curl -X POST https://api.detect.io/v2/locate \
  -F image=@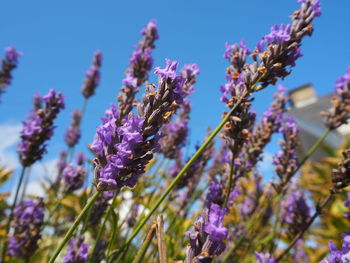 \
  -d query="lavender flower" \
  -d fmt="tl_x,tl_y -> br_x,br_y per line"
0,46 -> 22,99
273,116 -> 299,189
8,198 -> 44,259
91,59 -> 187,191
180,204 -> 227,263
254,251 -> 276,263
221,0 -> 320,116
331,149 -> 350,192
281,189 -> 310,236
18,89 -> 65,167
117,19 -> 159,121
63,236 -> 89,263
62,153 -> 86,193
321,234 -> 350,263
322,67 -> 350,130
81,51 -> 103,99
159,64 -> 199,159
241,85 -> 287,172
65,109 -> 82,148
